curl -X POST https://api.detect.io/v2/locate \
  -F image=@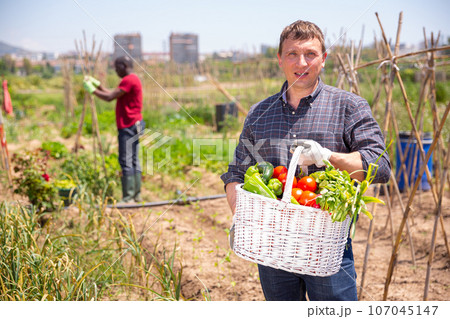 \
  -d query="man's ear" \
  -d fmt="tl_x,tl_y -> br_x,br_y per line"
277,52 -> 282,67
